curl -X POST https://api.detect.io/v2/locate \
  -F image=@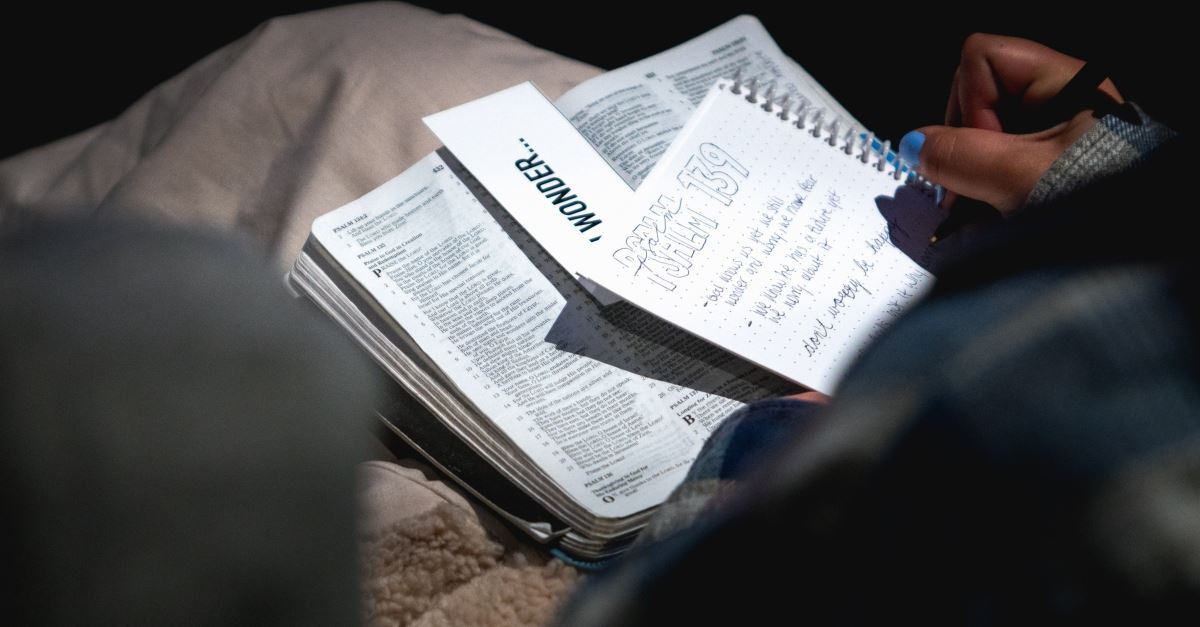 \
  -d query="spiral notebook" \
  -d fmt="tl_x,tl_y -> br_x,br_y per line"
429,76 -> 942,394
578,77 -> 942,393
